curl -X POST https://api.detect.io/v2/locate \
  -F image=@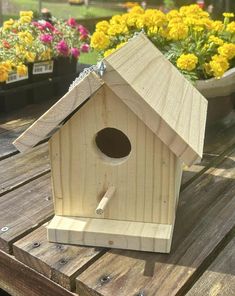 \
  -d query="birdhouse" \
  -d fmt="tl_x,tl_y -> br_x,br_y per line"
14,34 -> 207,253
